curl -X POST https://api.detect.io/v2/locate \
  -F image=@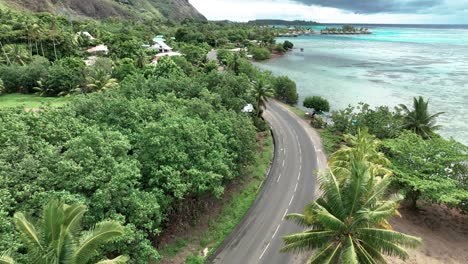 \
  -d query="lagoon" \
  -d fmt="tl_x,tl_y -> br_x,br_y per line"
256,24 -> 468,145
